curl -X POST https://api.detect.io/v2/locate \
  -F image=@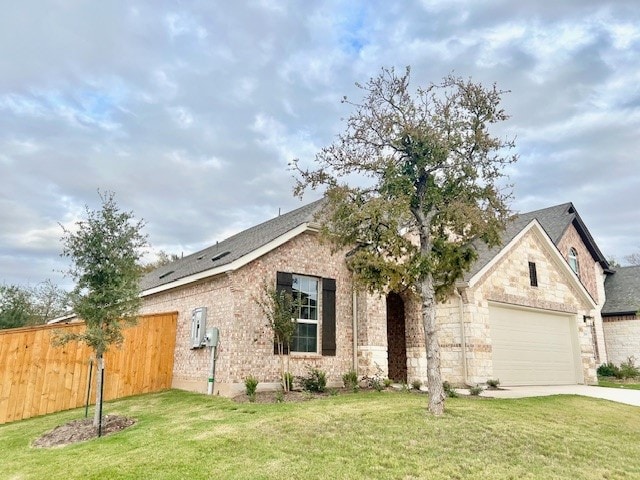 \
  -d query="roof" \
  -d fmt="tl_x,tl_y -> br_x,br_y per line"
141,199 -> 324,292
602,266 -> 640,315
142,198 -> 608,297
464,202 -> 609,282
